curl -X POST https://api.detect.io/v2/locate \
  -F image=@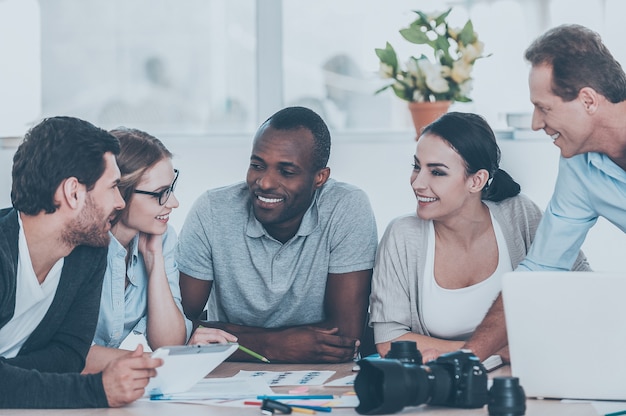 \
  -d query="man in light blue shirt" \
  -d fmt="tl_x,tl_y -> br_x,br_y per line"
463,24 -> 626,361
518,152 -> 626,271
